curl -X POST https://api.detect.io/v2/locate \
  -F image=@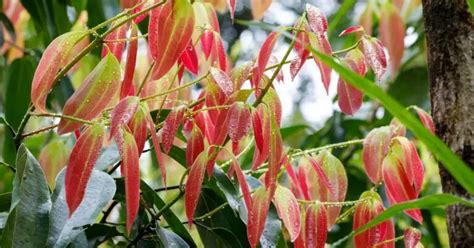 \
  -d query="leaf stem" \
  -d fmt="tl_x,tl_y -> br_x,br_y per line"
136,61 -> 156,95
0,161 -> 16,172
373,235 -> 404,247
30,112 -> 96,125
21,124 -> 59,138
140,72 -> 209,102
